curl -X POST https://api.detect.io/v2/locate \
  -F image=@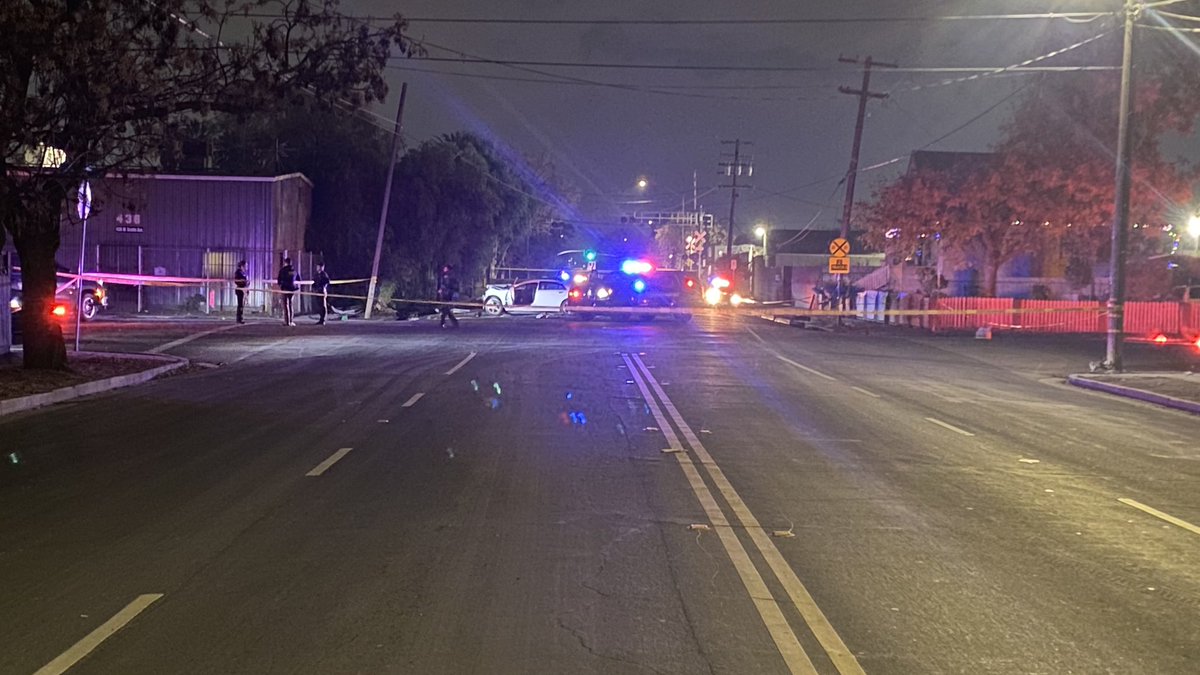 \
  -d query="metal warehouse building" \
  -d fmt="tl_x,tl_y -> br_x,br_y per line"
56,172 -> 313,315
